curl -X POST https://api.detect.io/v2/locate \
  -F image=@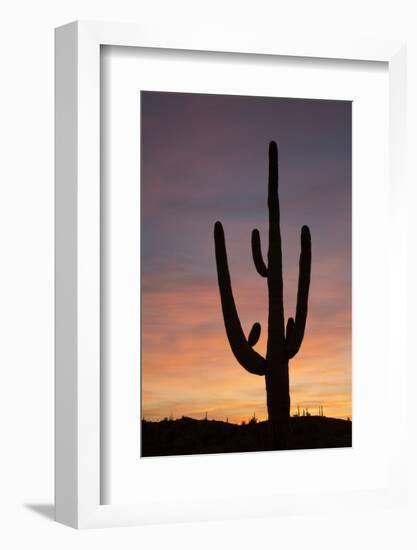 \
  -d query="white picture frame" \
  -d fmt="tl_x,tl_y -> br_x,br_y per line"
55,21 -> 407,529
